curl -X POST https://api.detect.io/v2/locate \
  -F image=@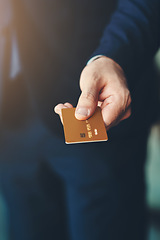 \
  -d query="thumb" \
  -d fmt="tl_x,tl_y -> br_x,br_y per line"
75,88 -> 99,120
